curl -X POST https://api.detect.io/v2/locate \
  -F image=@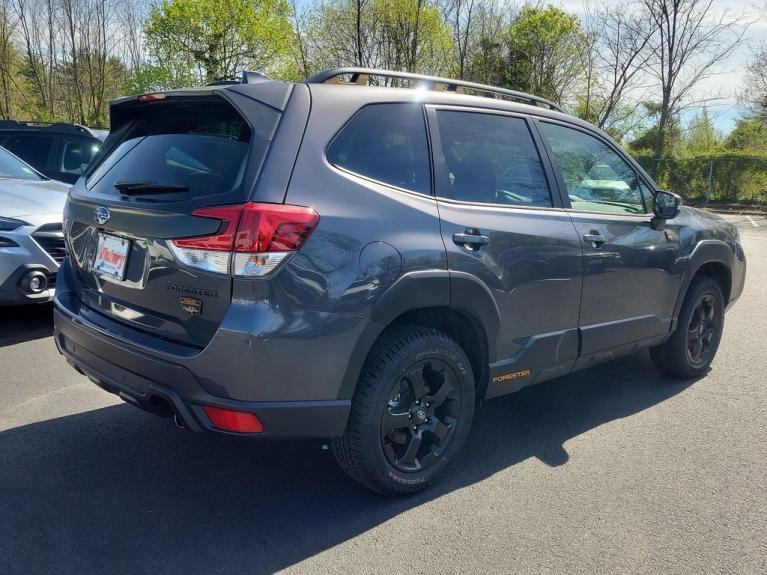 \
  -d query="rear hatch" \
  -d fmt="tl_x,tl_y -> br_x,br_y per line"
64,88 -> 286,348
